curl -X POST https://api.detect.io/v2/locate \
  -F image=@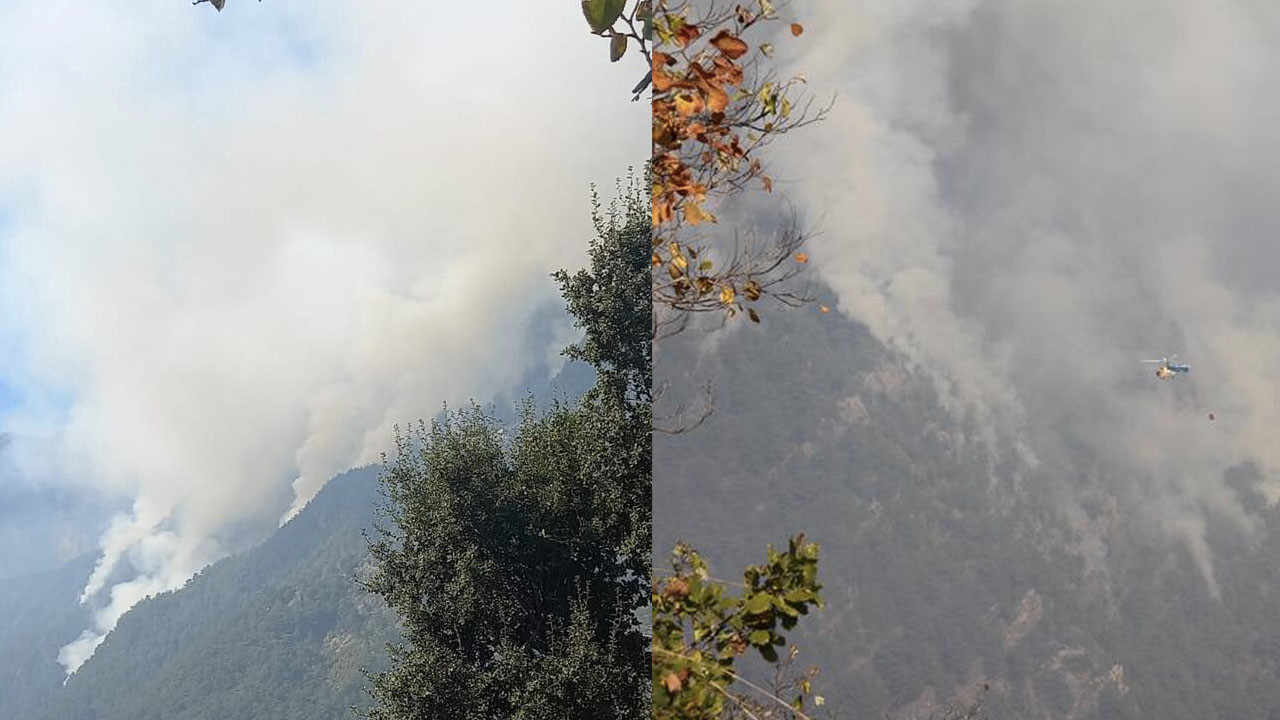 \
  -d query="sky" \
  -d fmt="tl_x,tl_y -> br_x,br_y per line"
0,0 -> 647,674
768,0 -> 1280,595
